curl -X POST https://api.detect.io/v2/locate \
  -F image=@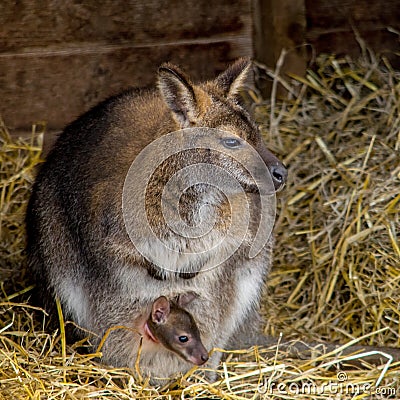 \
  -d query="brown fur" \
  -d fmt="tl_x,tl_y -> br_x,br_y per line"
25,58 -> 286,382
